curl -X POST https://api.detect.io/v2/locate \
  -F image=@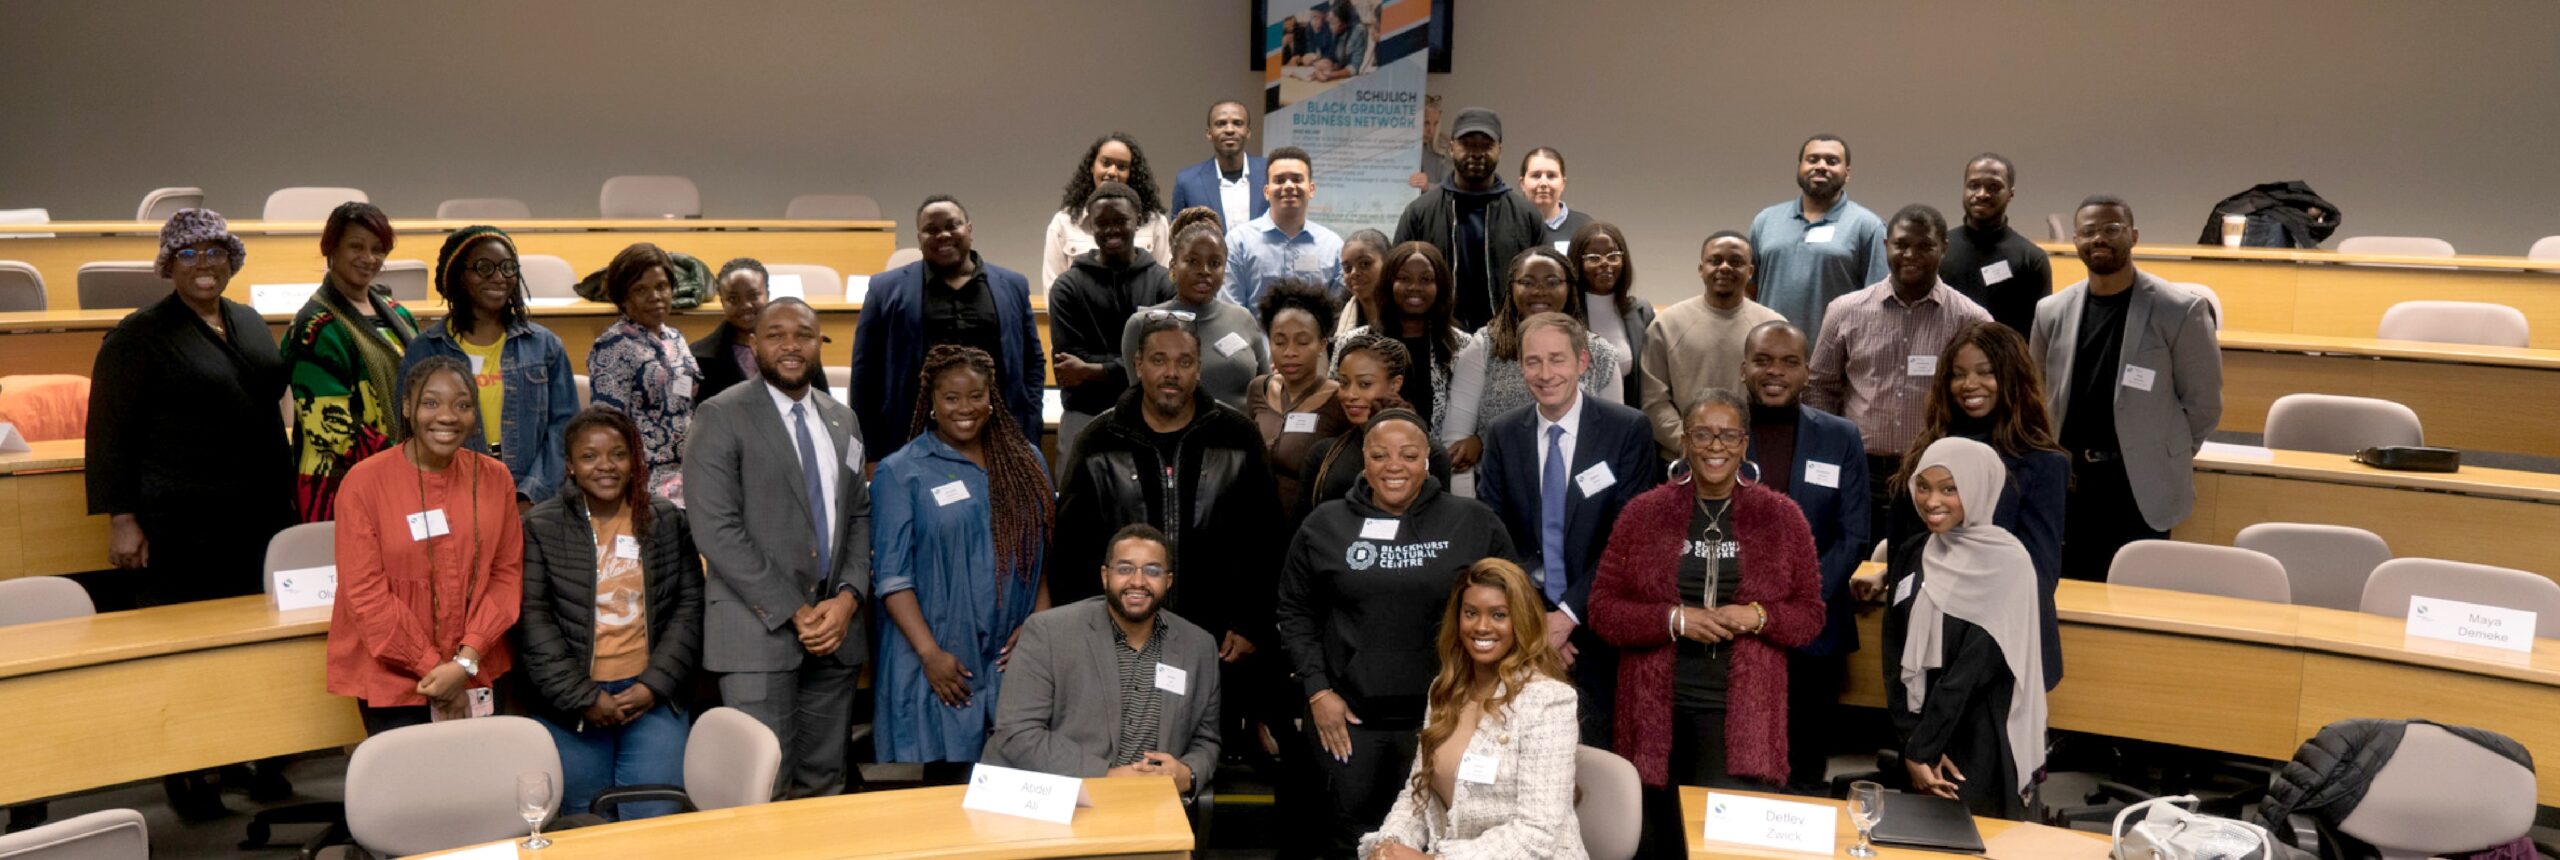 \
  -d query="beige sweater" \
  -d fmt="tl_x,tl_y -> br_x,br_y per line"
1638,295 -> 1785,458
